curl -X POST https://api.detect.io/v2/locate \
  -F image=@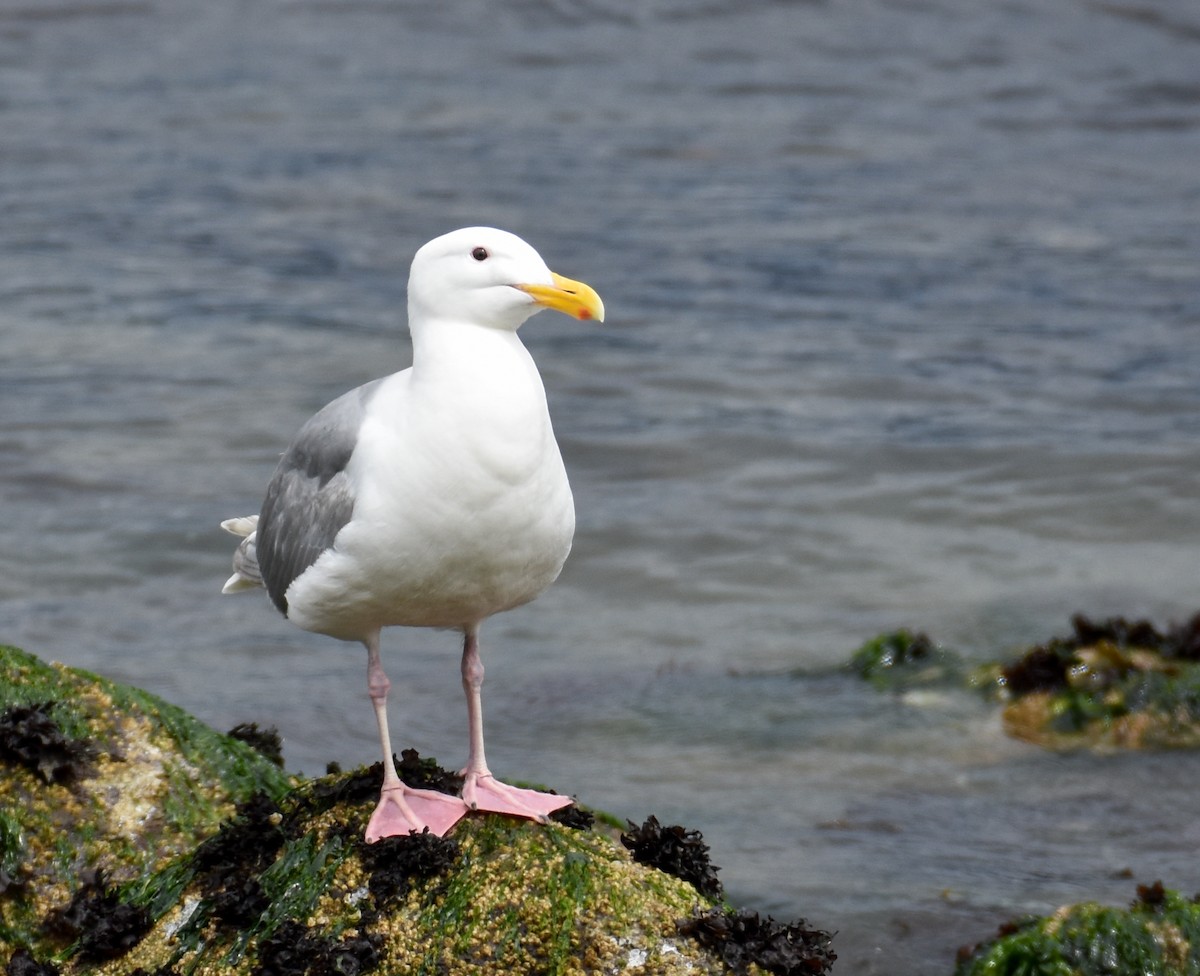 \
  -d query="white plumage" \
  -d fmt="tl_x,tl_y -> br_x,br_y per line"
222,227 -> 604,840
